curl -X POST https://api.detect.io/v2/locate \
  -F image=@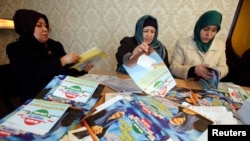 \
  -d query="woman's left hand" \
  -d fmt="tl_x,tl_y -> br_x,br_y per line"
195,64 -> 213,80
84,64 -> 94,72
